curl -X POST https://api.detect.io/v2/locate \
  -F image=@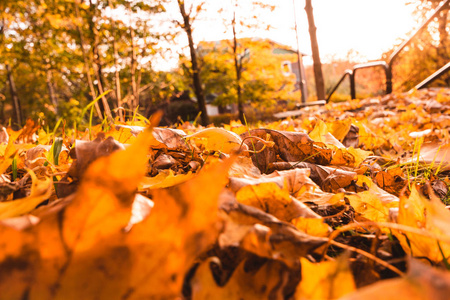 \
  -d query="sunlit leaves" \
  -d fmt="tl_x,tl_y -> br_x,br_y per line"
296,256 -> 356,299
2,88 -> 450,299
395,185 -> 450,262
